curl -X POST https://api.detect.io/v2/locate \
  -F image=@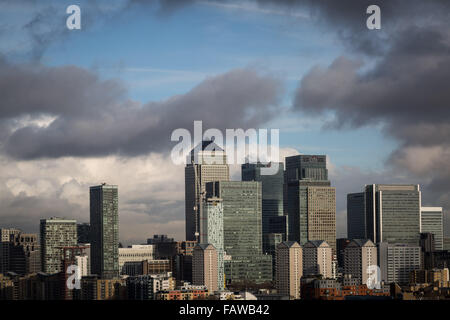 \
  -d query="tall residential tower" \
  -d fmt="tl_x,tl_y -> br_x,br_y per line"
90,184 -> 119,279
